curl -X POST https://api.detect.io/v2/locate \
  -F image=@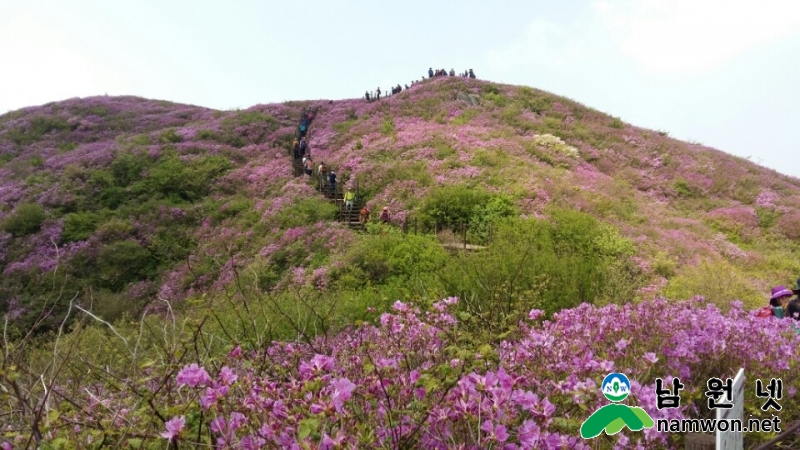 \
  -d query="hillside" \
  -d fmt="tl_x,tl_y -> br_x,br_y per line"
2,77 -> 800,329
3,78 -> 800,449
